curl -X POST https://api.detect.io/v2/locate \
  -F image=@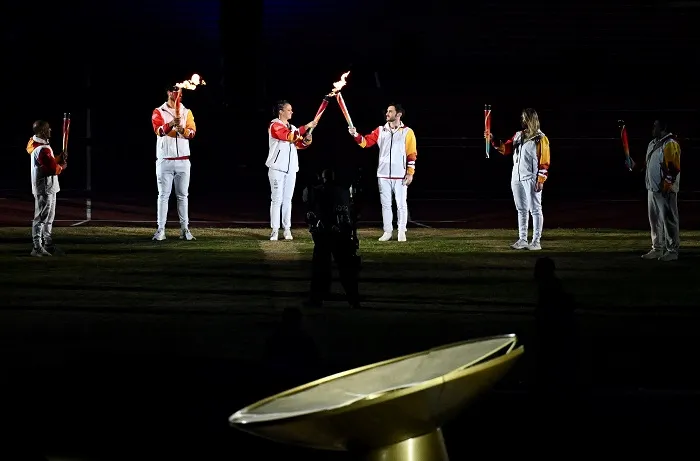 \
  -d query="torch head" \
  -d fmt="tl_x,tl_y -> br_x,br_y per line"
329,71 -> 350,96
